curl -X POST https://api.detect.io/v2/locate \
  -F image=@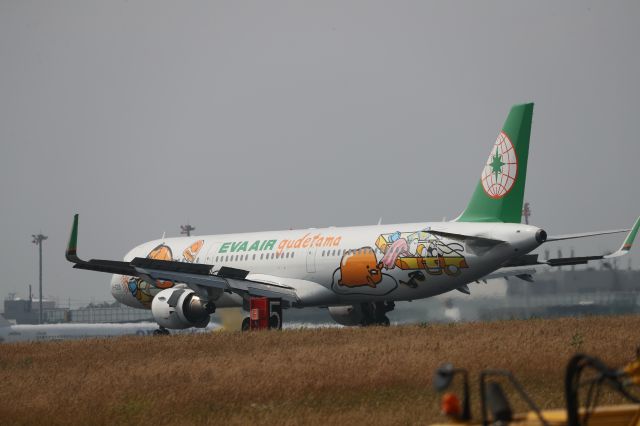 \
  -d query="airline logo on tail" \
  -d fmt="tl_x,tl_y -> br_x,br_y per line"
481,131 -> 518,199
